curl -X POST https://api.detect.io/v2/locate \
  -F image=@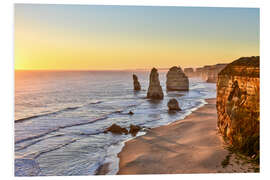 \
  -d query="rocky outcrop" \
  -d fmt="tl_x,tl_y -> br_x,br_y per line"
147,68 -> 164,99
216,56 -> 259,159
129,124 -> 141,136
133,74 -> 141,91
104,123 -> 142,136
166,66 -> 189,91
206,64 -> 227,83
195,67 -> 203,77
128,111 -> 134,115
188,64 -> 227,82
104,124 -> 128,135
184,68 -> 194,77
167,98 -> 181,111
